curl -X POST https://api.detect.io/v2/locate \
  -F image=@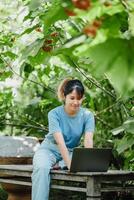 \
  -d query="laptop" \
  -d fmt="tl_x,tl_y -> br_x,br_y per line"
70,148 -> 112,172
